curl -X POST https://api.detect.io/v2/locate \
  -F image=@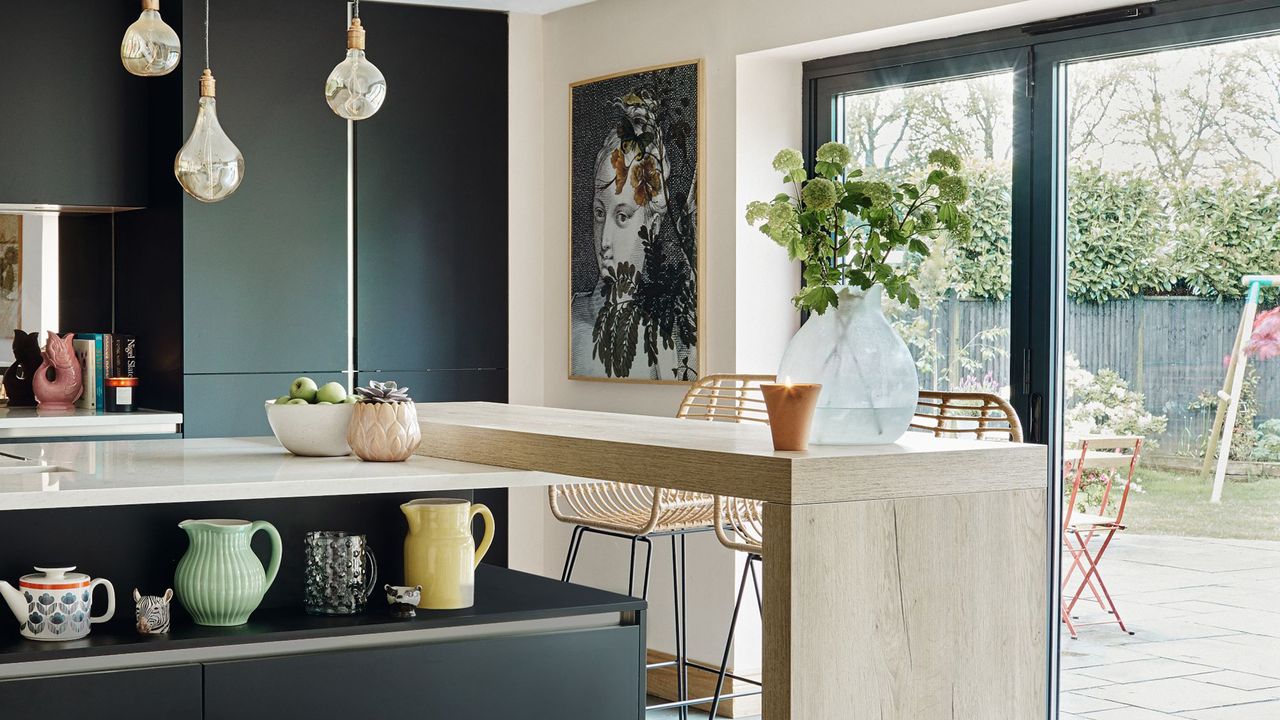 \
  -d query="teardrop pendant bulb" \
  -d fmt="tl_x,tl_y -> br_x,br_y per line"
325,18 -> 387,121
121,0 -> 181,77
175,70 -> 245,203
